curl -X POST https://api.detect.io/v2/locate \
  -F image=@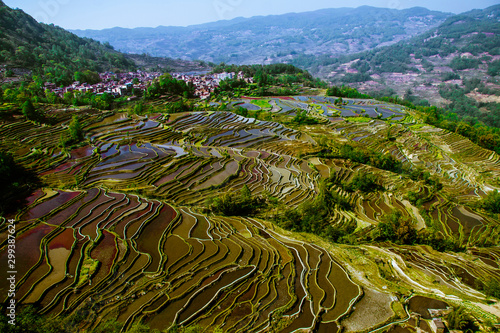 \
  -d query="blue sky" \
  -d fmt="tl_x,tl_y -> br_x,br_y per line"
4,0 -> 499,30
